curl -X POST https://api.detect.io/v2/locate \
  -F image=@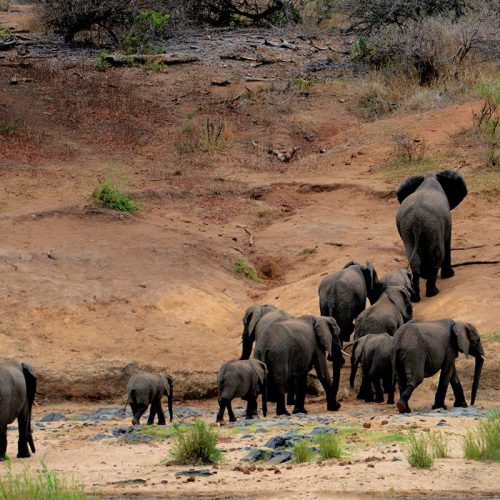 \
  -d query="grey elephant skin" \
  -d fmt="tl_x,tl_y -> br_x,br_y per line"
127,372 -> 173,425
253,315 -> 342,415
396,170 -> 467,302
350,333 -> 394,404
353,286 -> 413,340
318,261 -> 380,343
392,319 -> 484,413
216,359 -> 267,423
0,360 -> 37,460
376,268 -> 413,296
